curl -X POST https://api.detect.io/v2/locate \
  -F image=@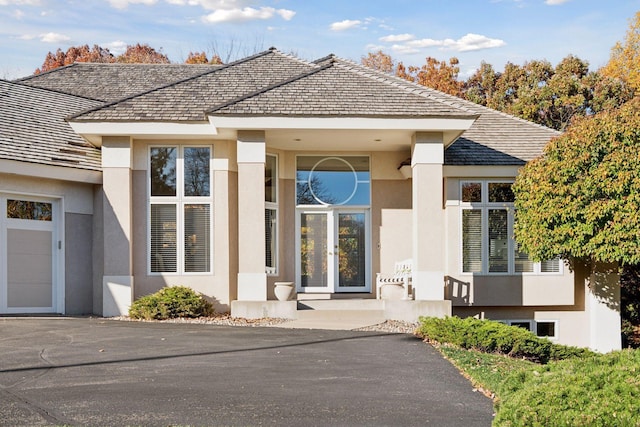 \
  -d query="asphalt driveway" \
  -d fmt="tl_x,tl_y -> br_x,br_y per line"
0,318 -> 493,426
